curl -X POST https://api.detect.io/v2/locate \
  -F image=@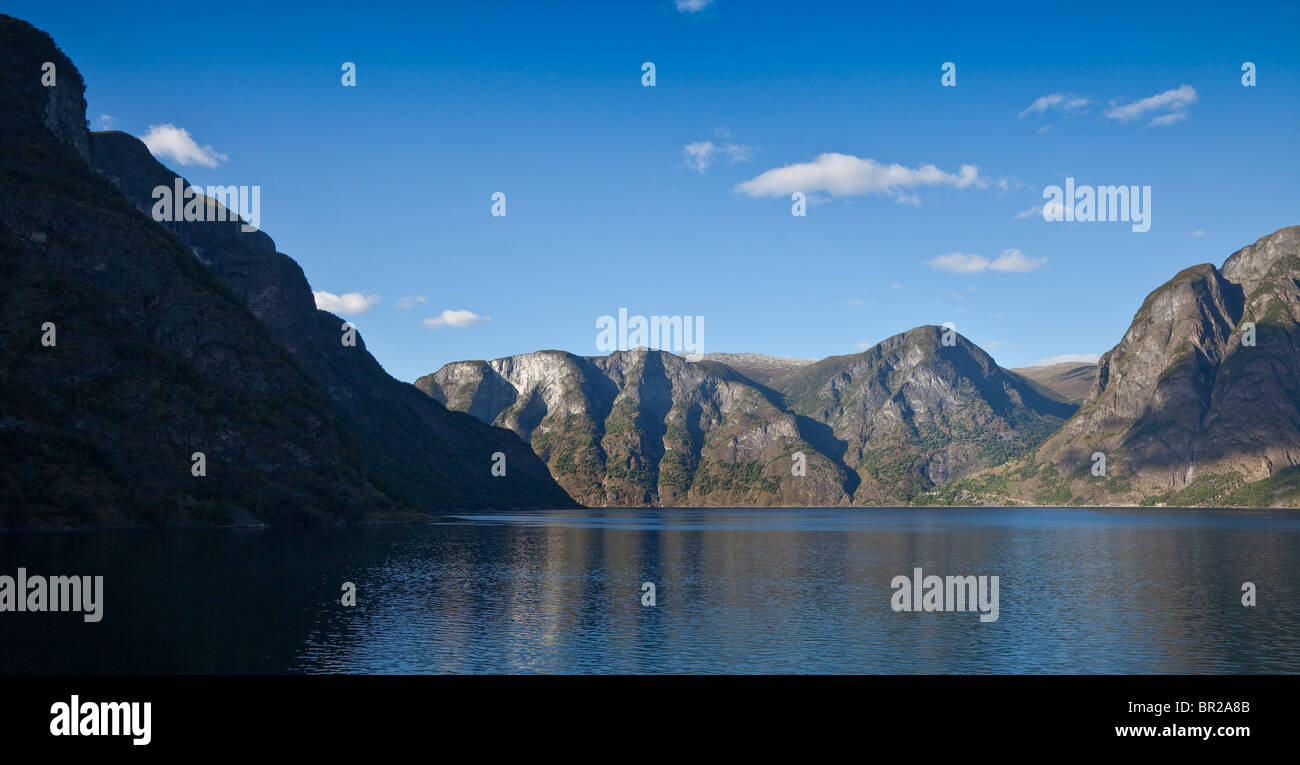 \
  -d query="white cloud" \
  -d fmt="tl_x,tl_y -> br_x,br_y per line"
928,253 -> 990,273
675,0 -> 713,11
1018,93 -> 1091,118
1104,84 -> 1197,124
313,291 -> 381,315
396,295 -> 427,309
1025,353 -> 1101,367
927,248 -> 1045,274
97,114 -> 116,130
1148,110 -> 1189,127
684,140 -> 752,173
1013,205 -> 1041,220
140,123 -> 229,168
736,153 -> 980,201
990,248 -> 1046,273
423,309 -> 490,329
1193,229 -> 1206,237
